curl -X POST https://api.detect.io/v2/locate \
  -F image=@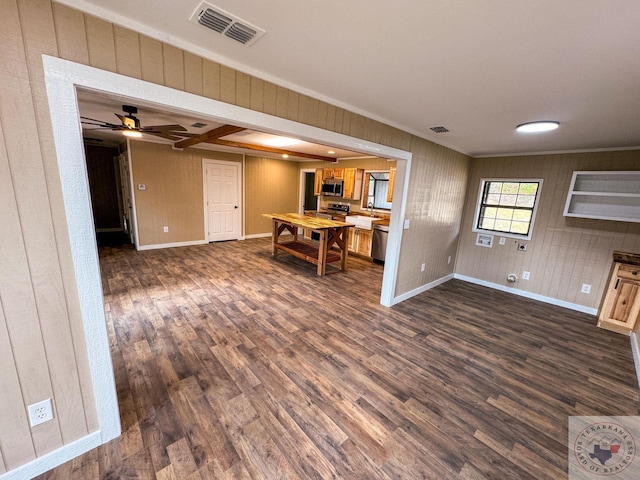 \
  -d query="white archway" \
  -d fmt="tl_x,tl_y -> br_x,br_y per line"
42,54 -> 412,464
